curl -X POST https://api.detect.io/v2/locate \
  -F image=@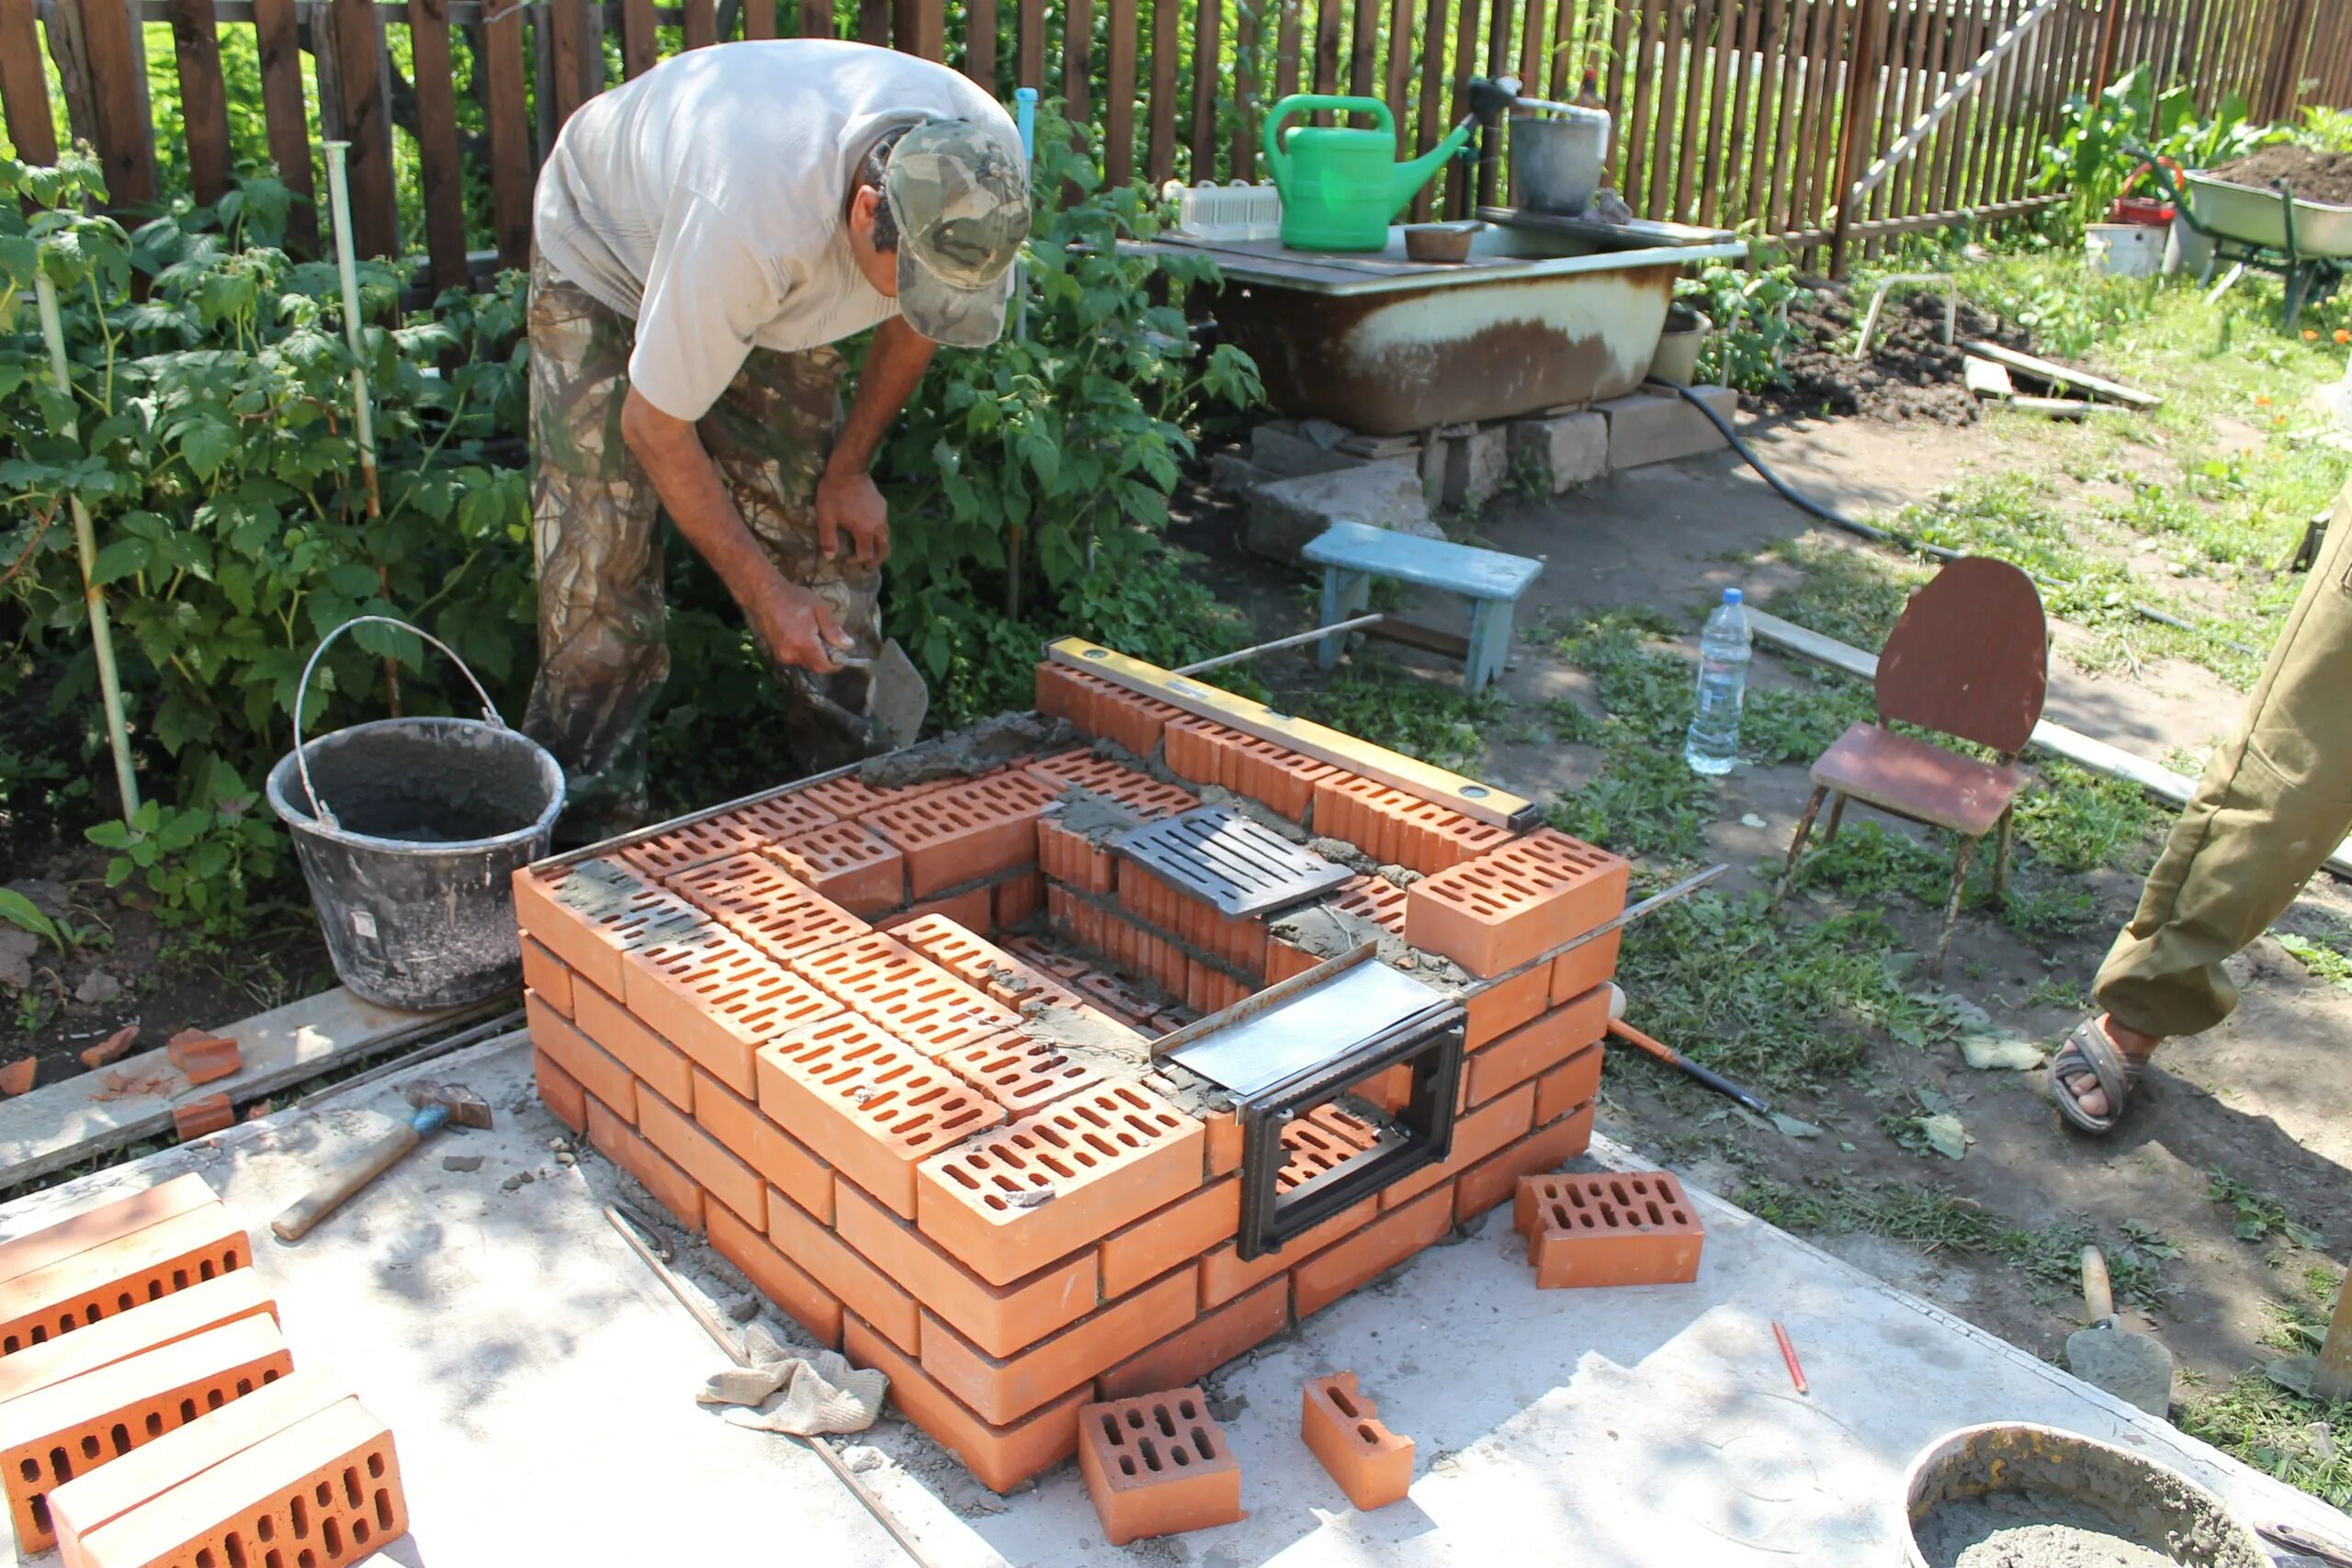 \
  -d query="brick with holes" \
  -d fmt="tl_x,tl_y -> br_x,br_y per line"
520,938 -> 573,1018
932,1034 -> 1108,1118
1026,755 -> 1199,820
1037,666 -> 1184,756
1302,1371 -> 1413,1511
1078,1385 -> 1244,1546
622,923 -> 841,1098
44,1370 -> 349,1563
1224,737 -> 1339,822
618,799 -> 826,882
889,917 -> 1082,1014
1159,716 -> 1233,786
0,1270 -> 275,1411
914,1084 -> 1204,1287
0,1204 -> 251,1359
69,1394 -> 405,1568
511,857 -> 703,996
666,852 -> 867,964
865,773 -> 1058,899
1521,1171 -> 1704,1289
788,933 -> 1022,1057
768,821 -> 906,915
1405,829 -> 1629,980
0,1314 -> 291,1553
756,1015 -> 1007,1217
0,1179 -> 219,1292
845,1315 -> 1085,1493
